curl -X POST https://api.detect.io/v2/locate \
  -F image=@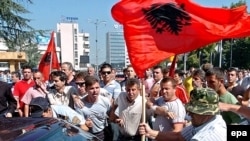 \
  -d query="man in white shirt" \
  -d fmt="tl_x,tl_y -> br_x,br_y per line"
110,78 -> 148,141
147,77 -> 186,132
